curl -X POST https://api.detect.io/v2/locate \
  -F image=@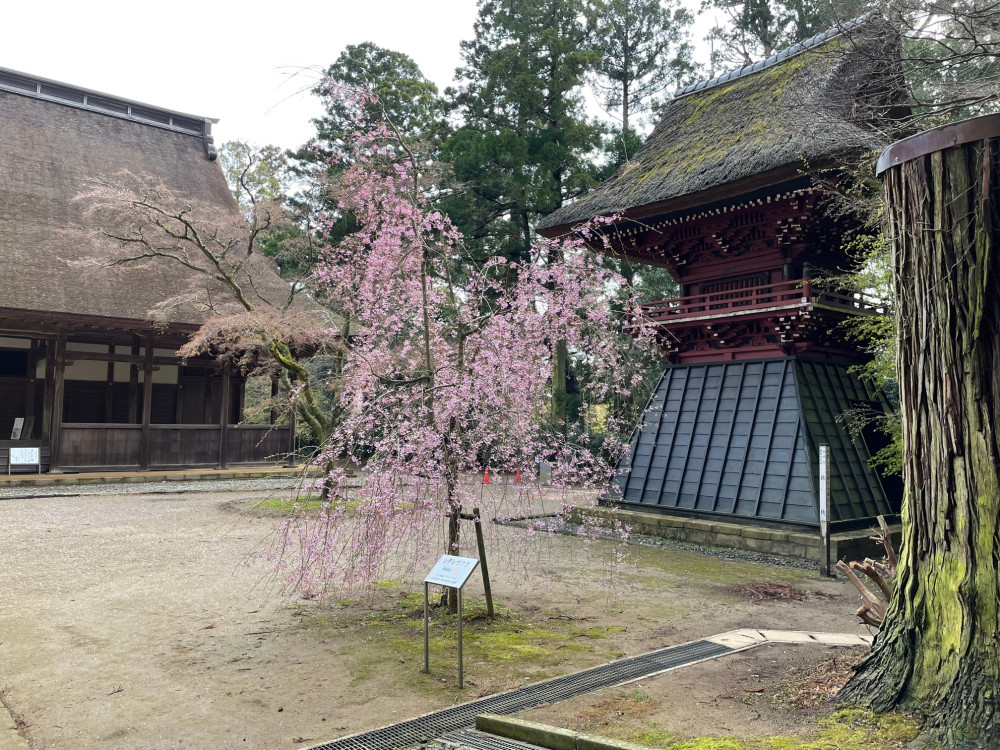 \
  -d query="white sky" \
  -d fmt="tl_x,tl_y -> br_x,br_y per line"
4,0 -> 713,152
